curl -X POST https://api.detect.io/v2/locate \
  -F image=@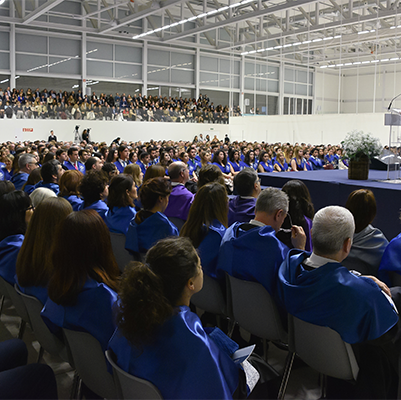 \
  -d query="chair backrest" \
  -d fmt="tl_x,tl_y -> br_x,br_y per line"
5,282 -> 30,324
167,217 -> 185,231
105,349 -> 163,400
290,315 -> 359,381
0,275 -> 11,300
63,329 -> 117,399
15,286 -> 69,362
191,274 -> 226,316
389,271 -> 401,287
227,275 -> 288,343
110,232 -> 134,273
